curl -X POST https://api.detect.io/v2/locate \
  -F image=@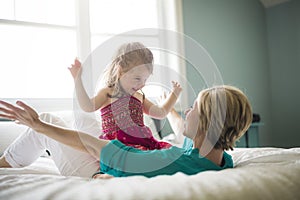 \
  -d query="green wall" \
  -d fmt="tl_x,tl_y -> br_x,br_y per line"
266,0 -> 300,147
181,0 -> 272,146
181,0 -> 300,147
